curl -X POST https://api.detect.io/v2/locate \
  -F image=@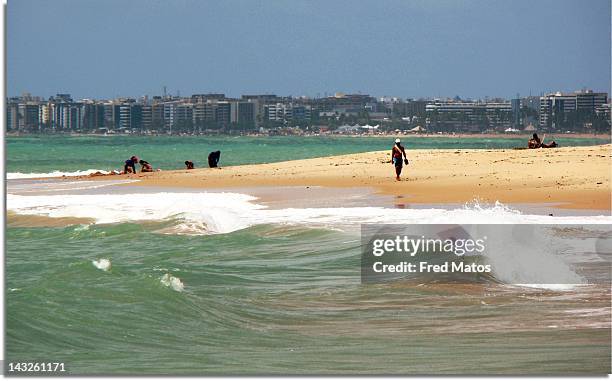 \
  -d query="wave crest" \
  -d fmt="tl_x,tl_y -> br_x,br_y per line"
8,192 -> 611,235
